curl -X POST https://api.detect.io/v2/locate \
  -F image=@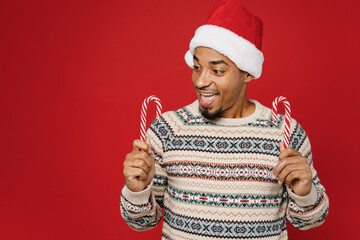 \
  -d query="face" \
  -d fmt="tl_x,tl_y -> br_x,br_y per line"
192,47 -> 252,119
